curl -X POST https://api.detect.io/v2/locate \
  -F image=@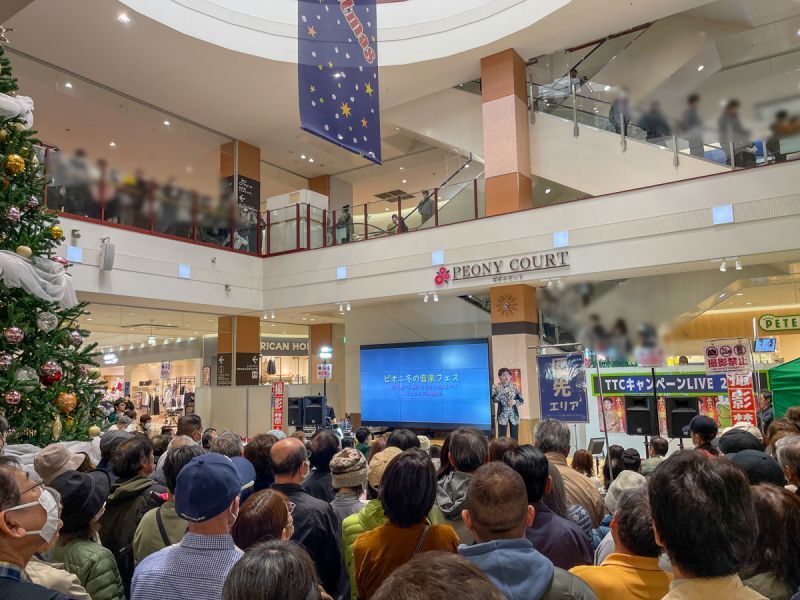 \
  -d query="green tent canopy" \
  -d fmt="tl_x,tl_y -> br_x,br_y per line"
767,357 -> 800,418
